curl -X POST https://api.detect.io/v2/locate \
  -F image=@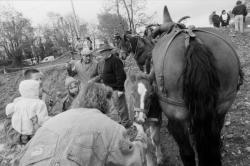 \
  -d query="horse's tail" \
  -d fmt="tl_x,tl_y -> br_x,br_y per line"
182,38 -> 221,165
